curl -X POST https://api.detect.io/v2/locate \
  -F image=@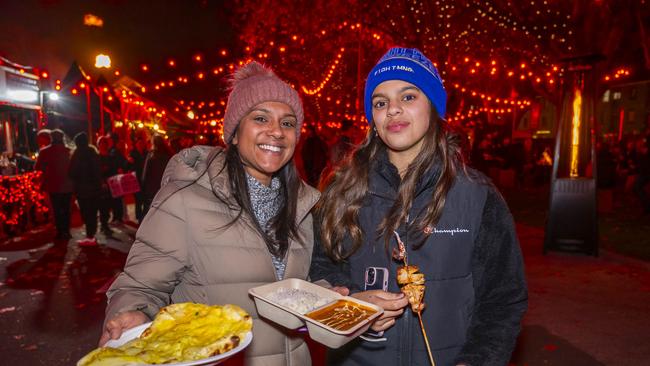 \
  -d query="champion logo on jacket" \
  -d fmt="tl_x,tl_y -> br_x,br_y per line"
424,226 -> 470,236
